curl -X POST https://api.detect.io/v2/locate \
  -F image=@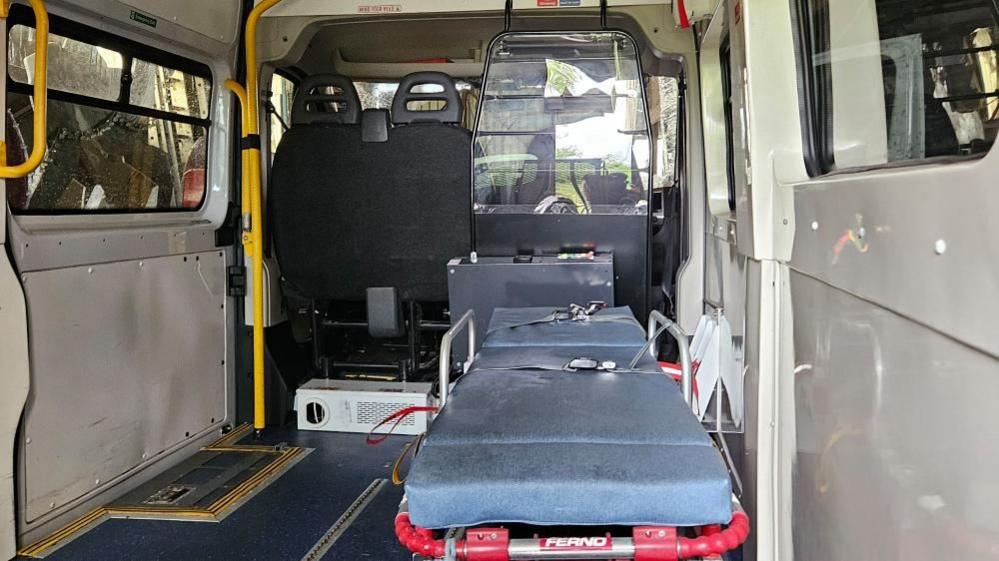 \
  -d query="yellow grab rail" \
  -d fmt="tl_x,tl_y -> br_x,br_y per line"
0,0 -> 48,178
223,80 -> 251,233
241,0 -> 282,434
